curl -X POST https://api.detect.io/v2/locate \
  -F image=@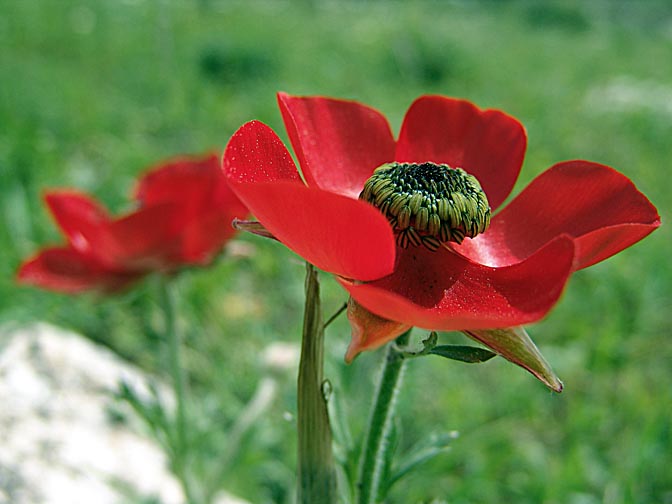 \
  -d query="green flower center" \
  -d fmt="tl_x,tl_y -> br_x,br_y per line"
359,162 -> 491,251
